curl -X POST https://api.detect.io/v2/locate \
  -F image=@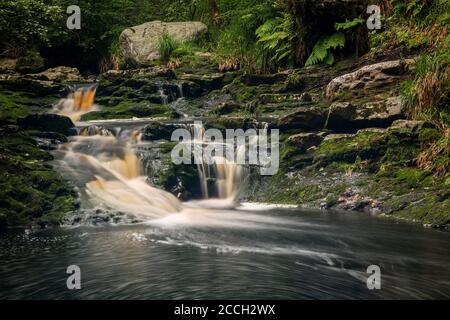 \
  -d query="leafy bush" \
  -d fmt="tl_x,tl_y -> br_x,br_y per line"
0,0 -> 62,56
